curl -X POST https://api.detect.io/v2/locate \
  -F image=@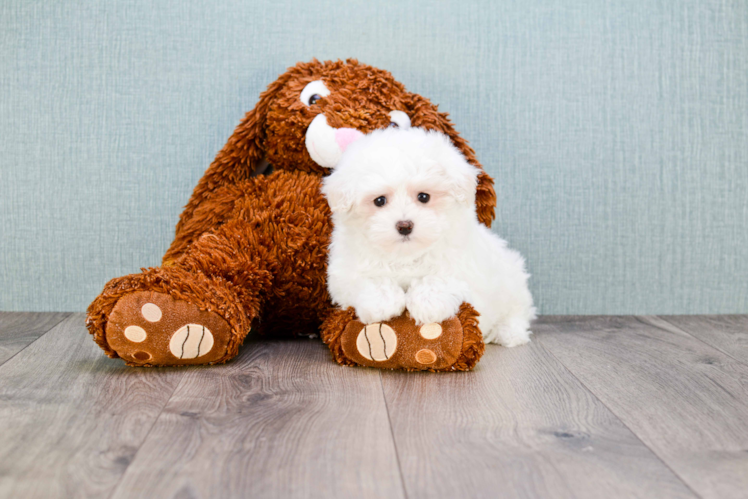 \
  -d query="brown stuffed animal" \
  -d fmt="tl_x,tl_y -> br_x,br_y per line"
86,59 -> 494,370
